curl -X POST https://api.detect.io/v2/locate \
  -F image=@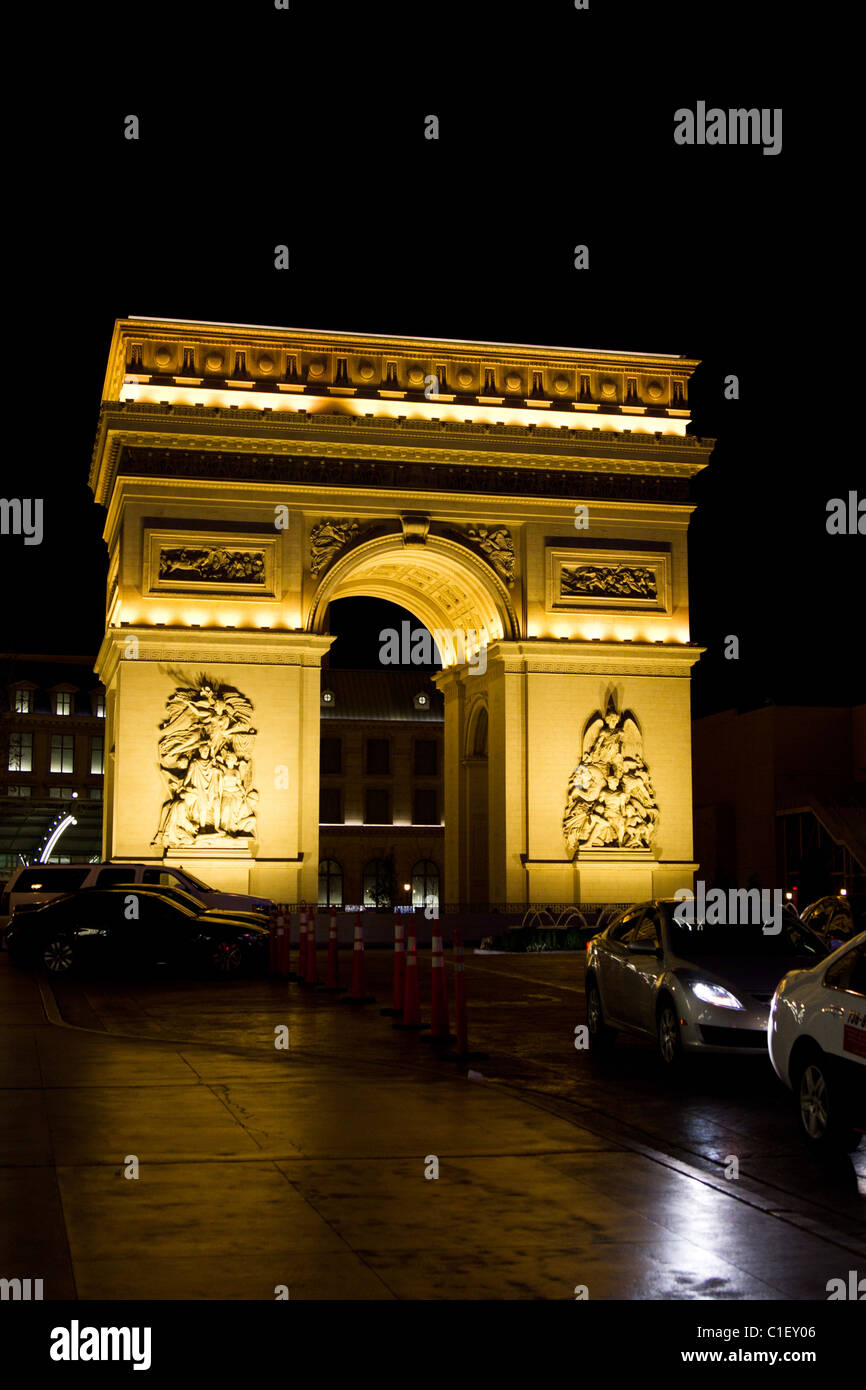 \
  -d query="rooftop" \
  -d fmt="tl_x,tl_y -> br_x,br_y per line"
320,669 -> 443,723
